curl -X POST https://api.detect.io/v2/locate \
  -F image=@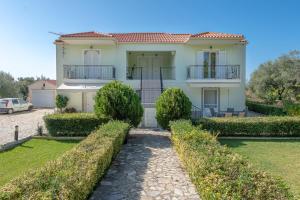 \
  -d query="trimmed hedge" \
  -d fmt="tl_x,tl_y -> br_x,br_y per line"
0,121 -> 130,200
197,116 -> 300,136
246,100 -> 286,115
44,113 -> 108,136
170,120 -> 294,200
